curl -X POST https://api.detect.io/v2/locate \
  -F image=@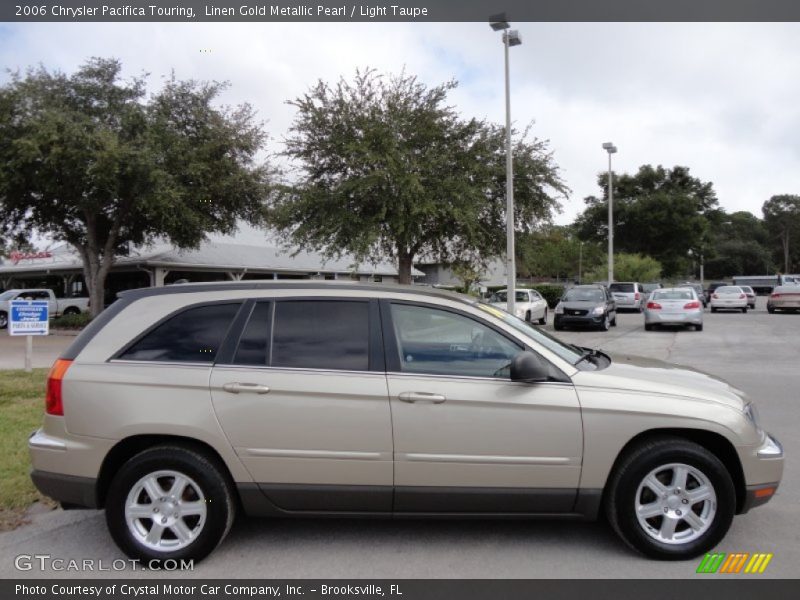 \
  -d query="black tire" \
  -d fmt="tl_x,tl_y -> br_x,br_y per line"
63,306 -> 80,316
767,305 -> 775,314
538,309 -> 547,325
644,324 -> 654,331
105,445 -> 236,565
0,311 -> 7,329
599,314 -> 610,331
710,307 -> 717,313
611,314 -> 617,327
695,324 -> 703,331
742,307 -> 747,313
554,321 -> 564,331
604,436 -> 735,560
525,310 -> 531,322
